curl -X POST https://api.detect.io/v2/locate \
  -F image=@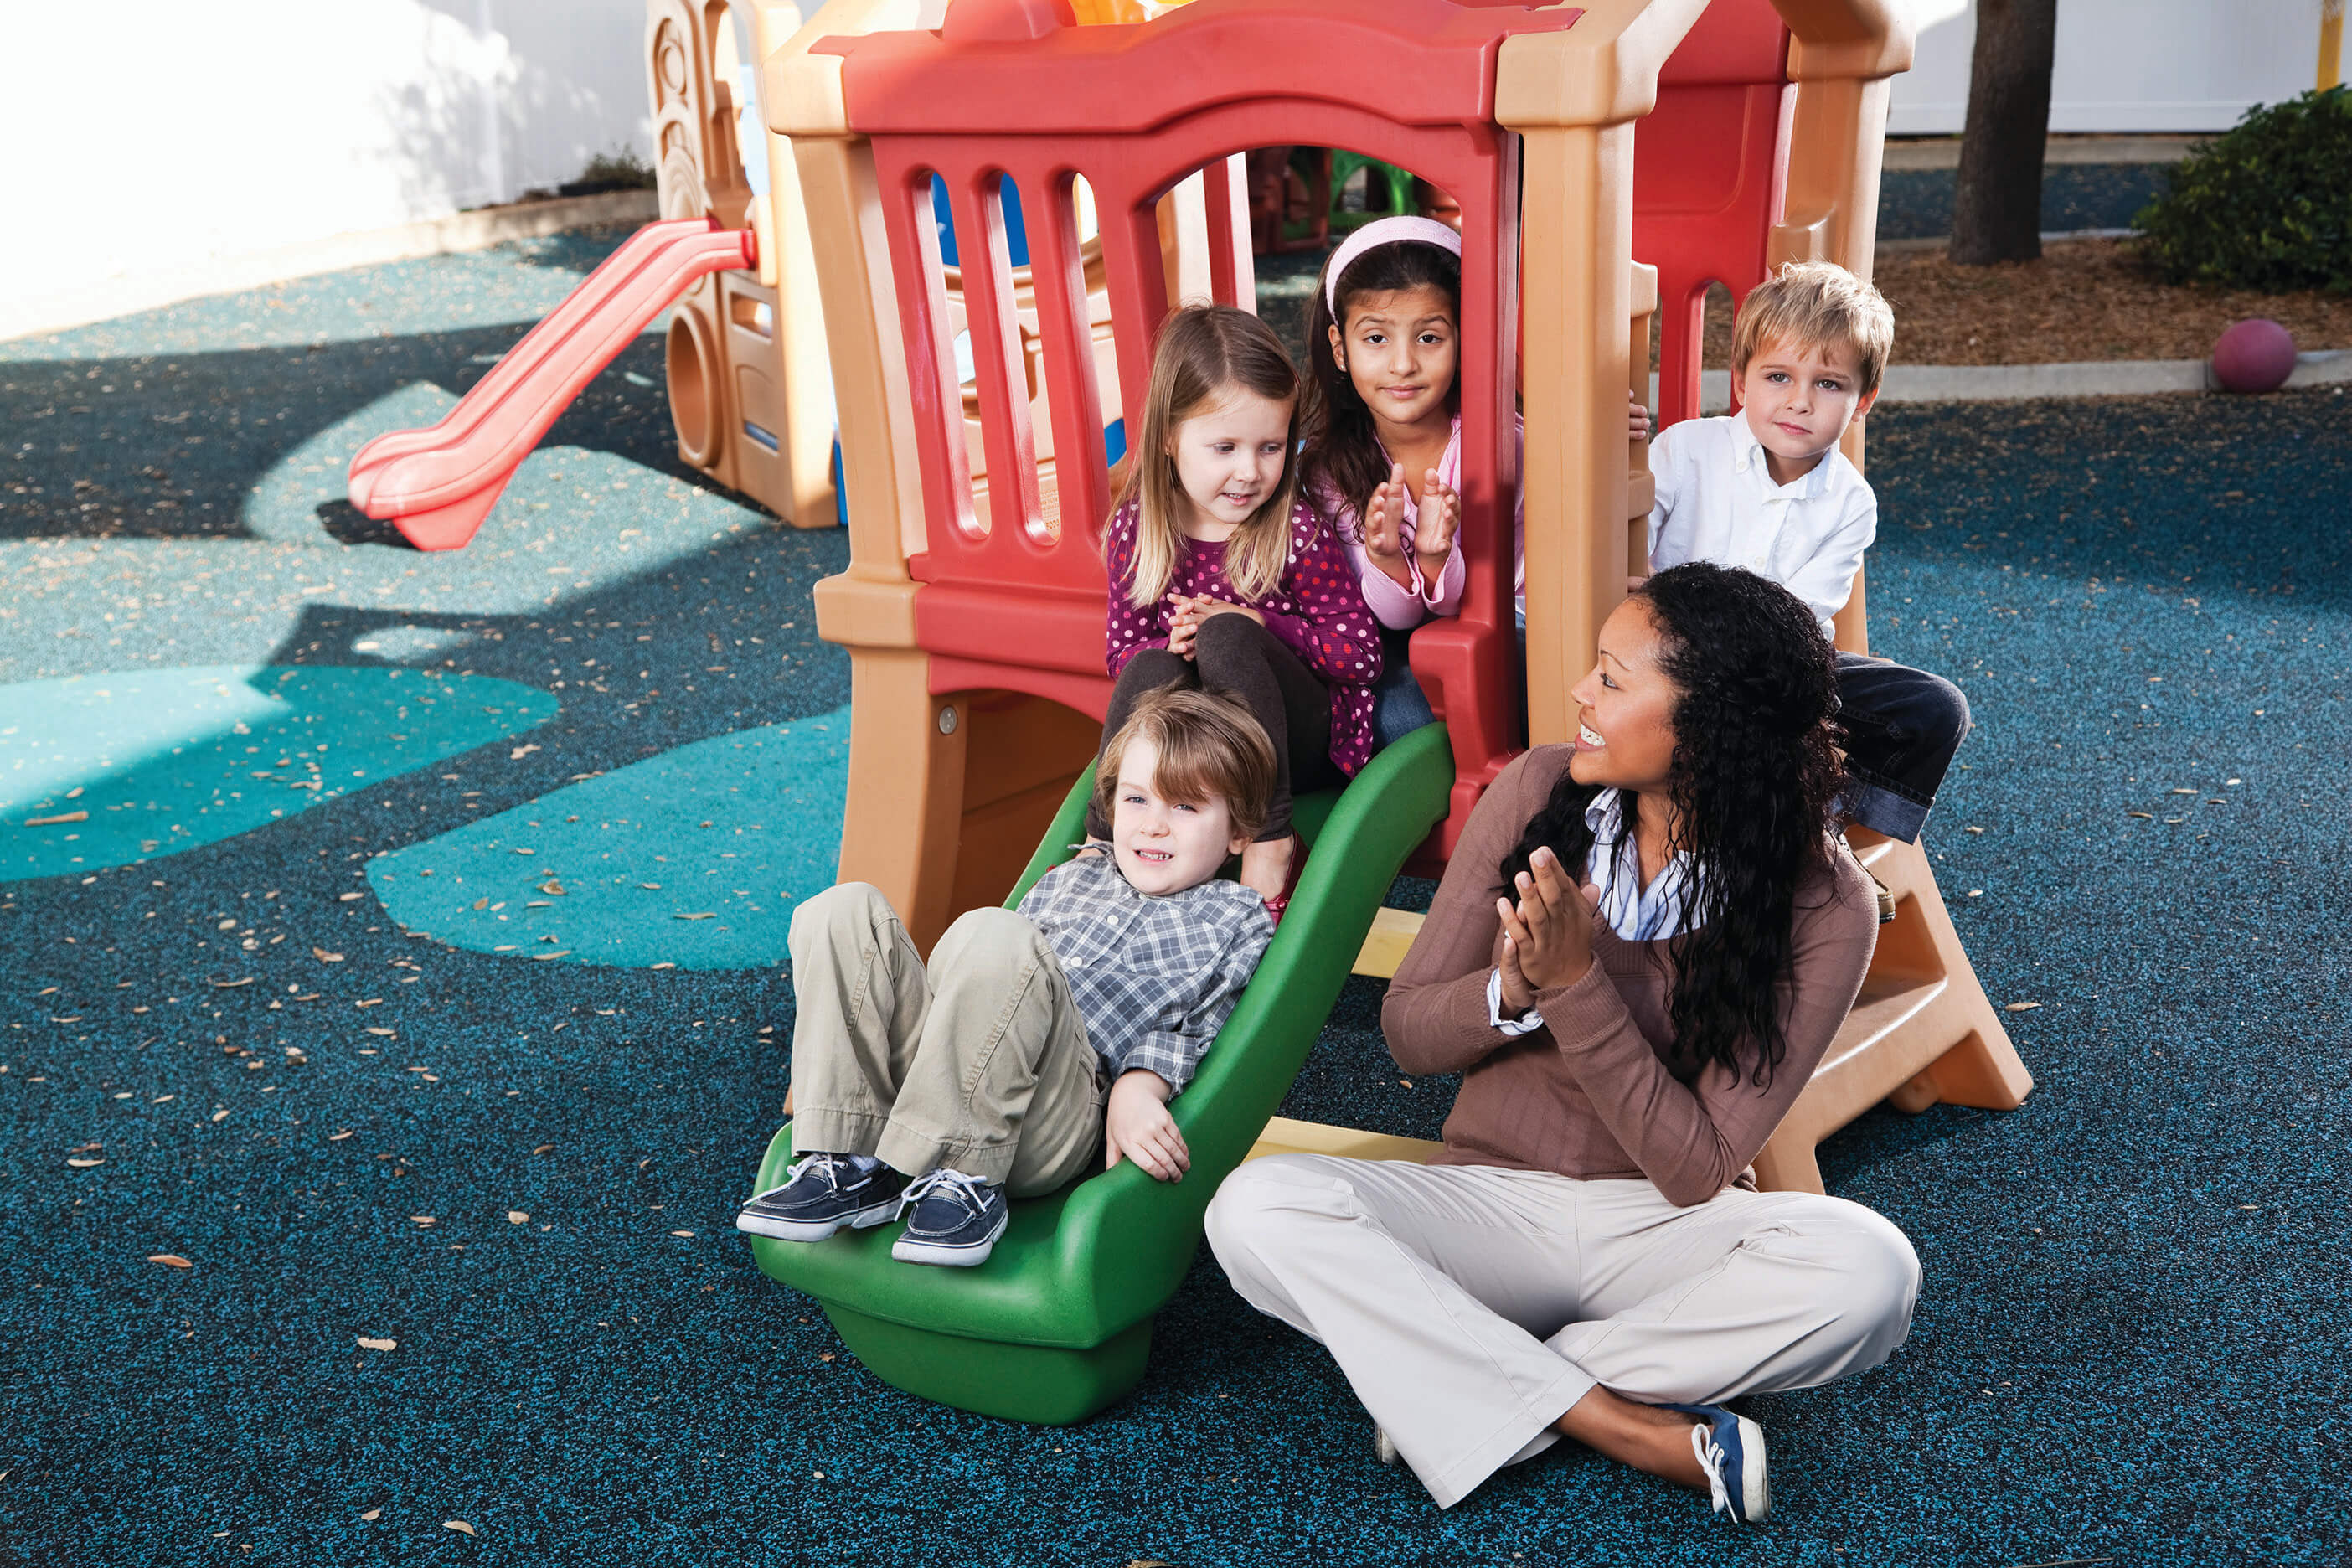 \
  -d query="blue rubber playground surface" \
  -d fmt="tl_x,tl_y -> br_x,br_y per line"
3,228 -> 2349,1565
